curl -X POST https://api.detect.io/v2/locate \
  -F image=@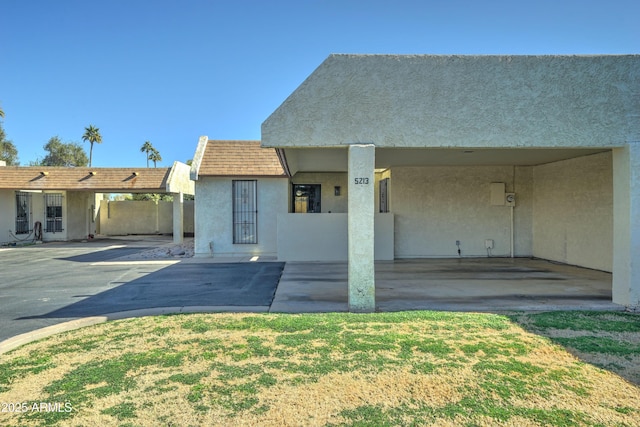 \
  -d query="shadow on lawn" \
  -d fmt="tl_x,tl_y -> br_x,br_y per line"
19,262 -> 284,318
510,311 -> 640,386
